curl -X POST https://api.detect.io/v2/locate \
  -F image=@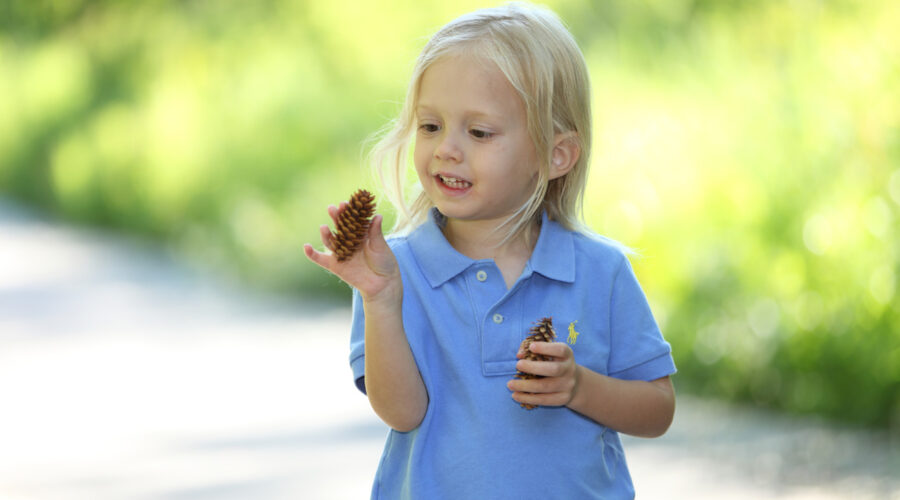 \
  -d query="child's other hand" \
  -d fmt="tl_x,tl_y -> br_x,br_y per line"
304,202 -> 401,302
507,342 -> 581,408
